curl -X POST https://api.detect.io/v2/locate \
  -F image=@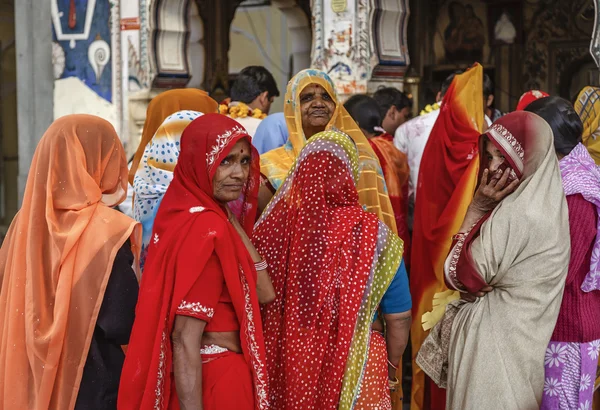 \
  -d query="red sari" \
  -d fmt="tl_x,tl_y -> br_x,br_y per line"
409,65 -> 485,410
253,131 -> 402,409
118,114 -> 268,410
